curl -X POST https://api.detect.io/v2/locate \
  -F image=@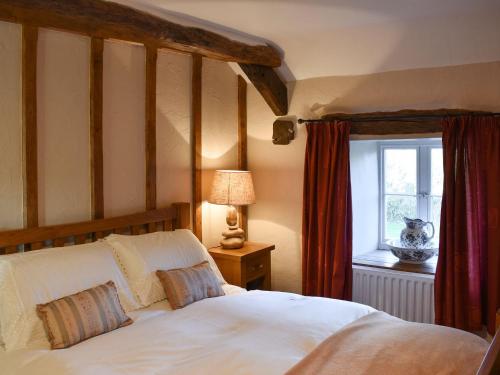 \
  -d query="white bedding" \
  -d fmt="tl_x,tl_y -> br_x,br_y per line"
0,289 -> 374,375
